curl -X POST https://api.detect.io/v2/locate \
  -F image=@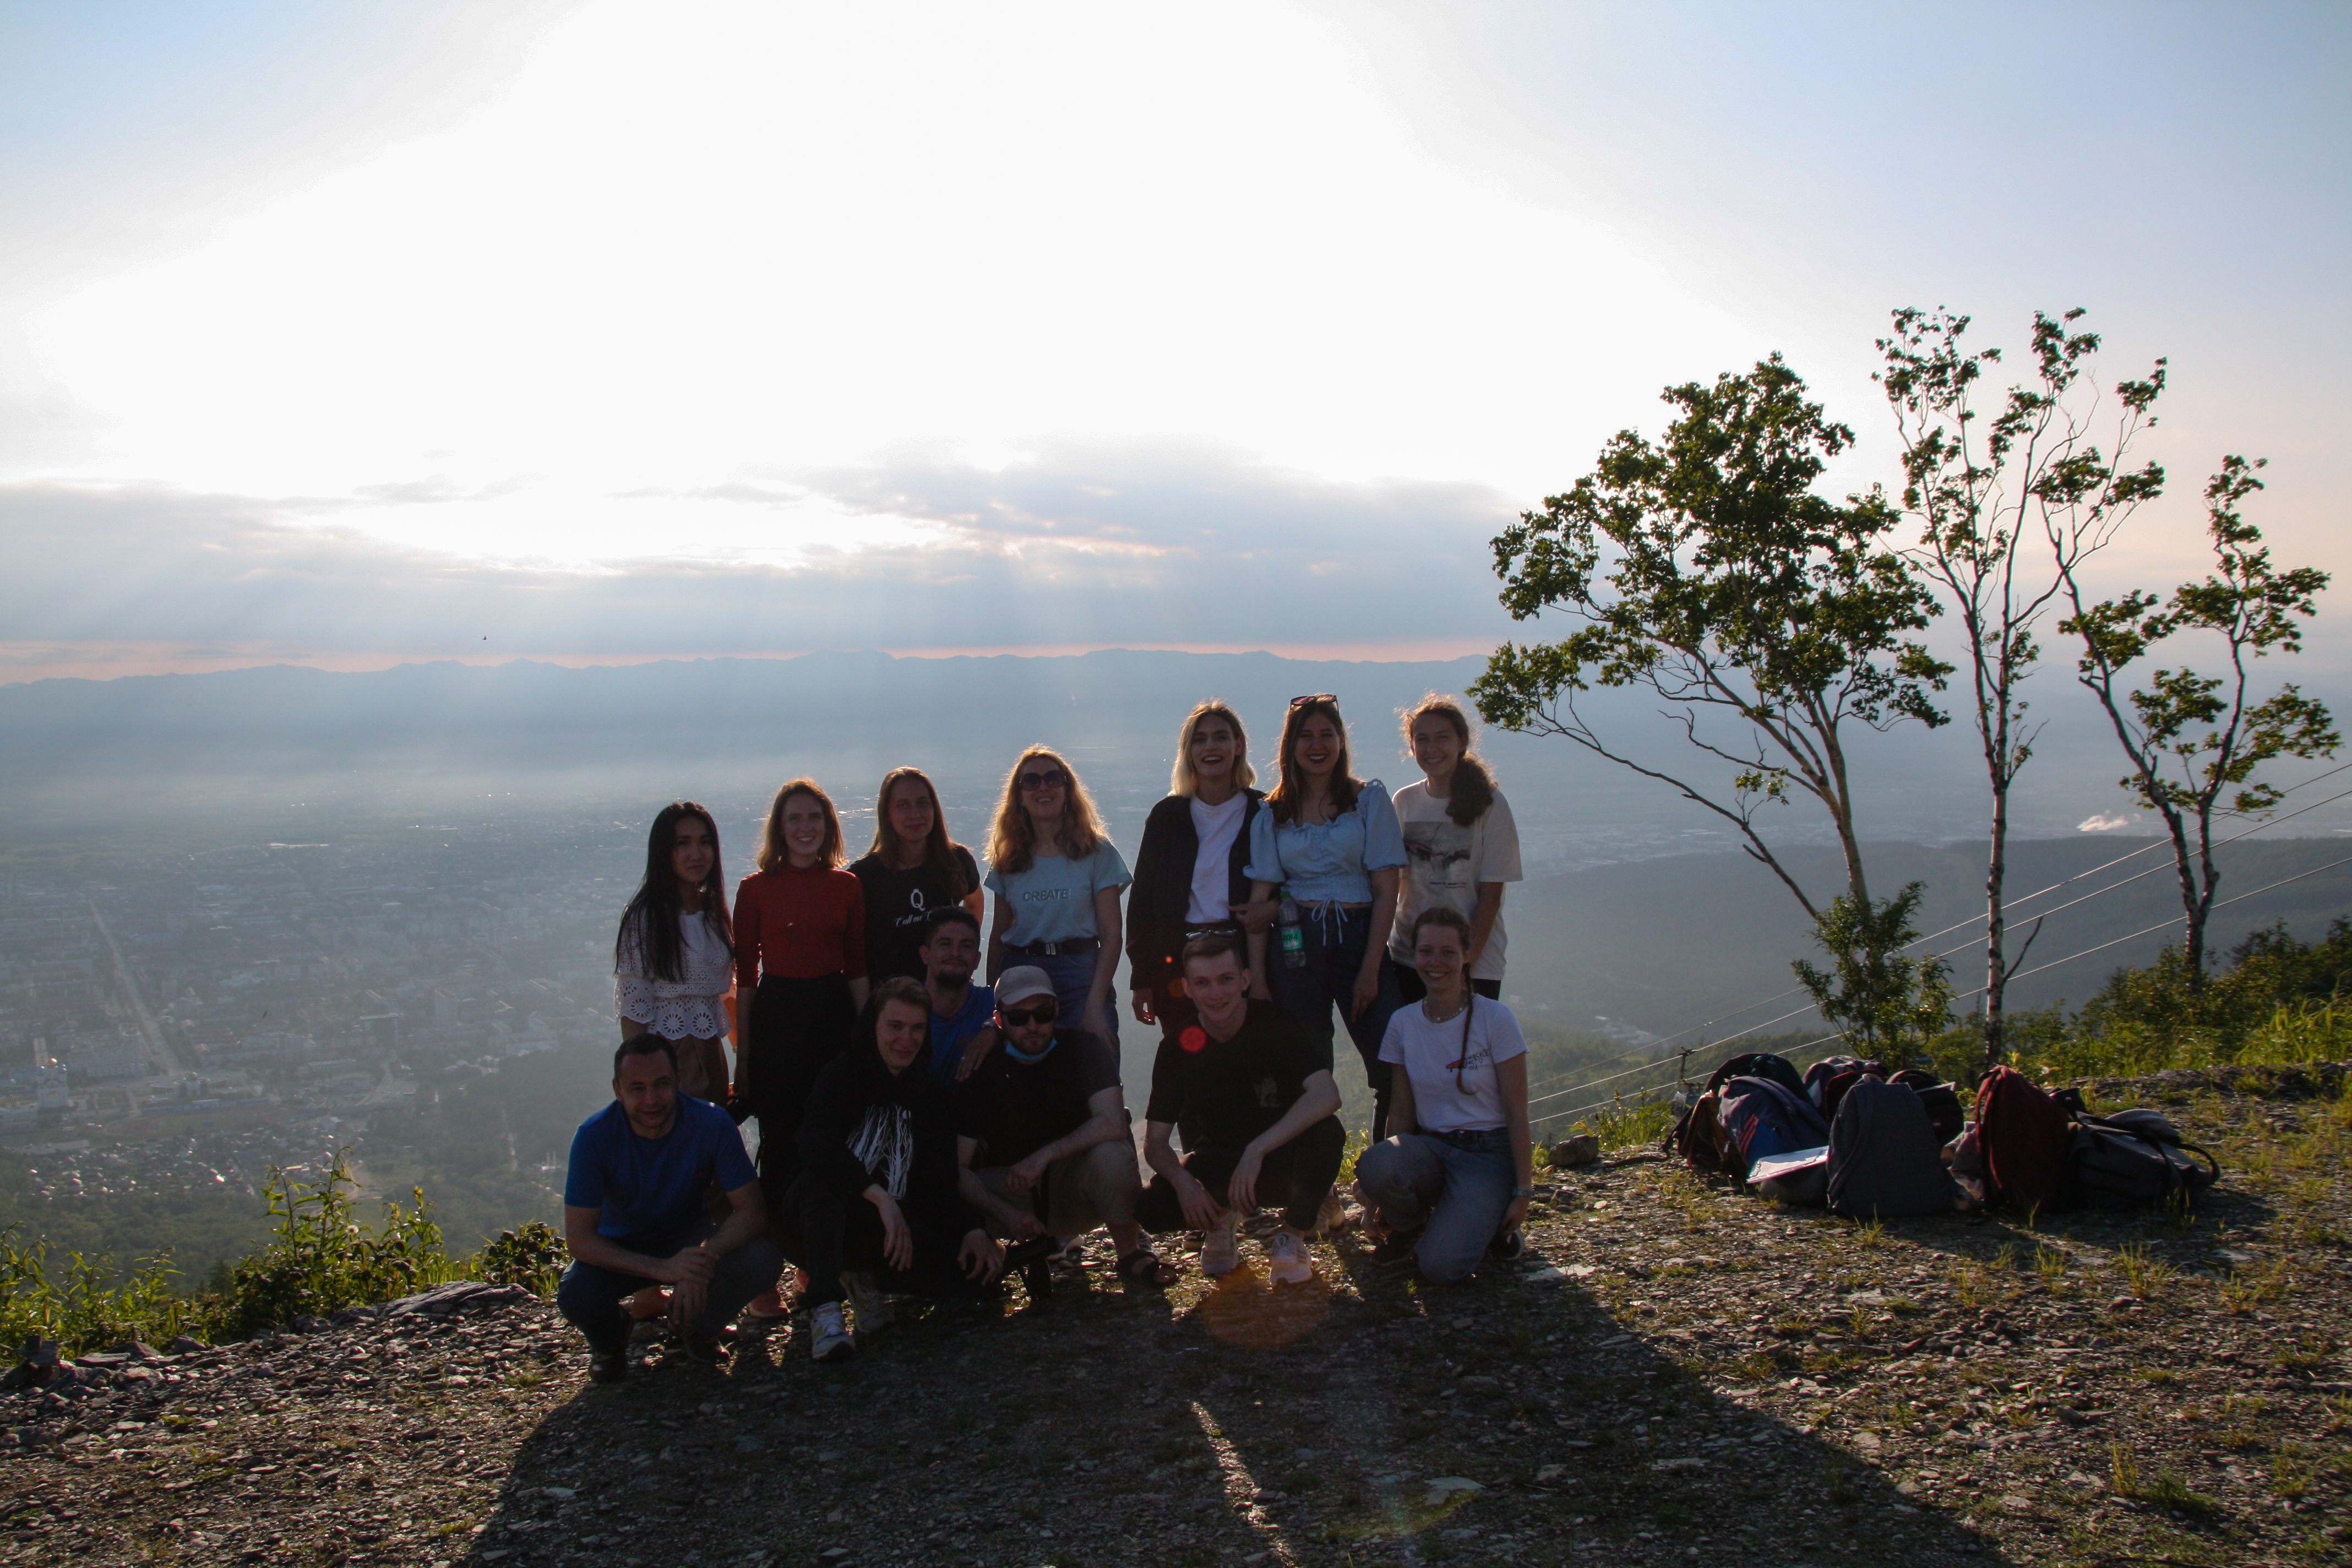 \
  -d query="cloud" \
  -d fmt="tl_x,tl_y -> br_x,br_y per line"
0,448 -> 1522,671
2078,813 -> 2138,833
